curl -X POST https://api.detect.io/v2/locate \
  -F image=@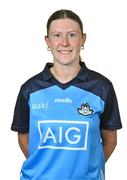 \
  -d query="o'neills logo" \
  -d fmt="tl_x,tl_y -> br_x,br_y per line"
54,98 -> 72,104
